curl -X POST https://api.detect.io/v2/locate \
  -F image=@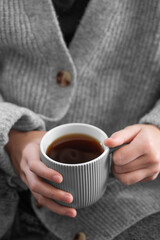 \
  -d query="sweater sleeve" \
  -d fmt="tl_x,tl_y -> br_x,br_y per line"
139,99 -> 160,128
0,96 -> 46,179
